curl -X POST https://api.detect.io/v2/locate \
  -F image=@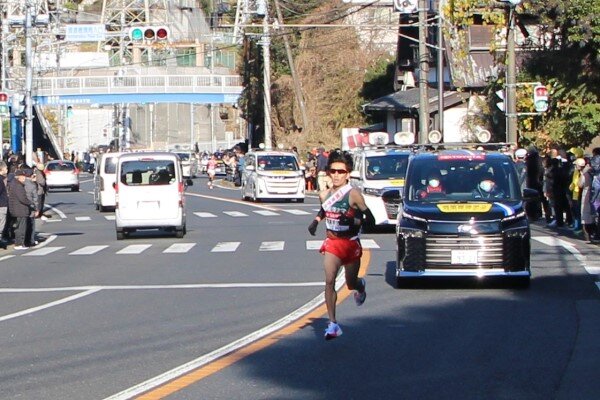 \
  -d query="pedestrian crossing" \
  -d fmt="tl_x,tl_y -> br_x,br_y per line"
46,209 -> 314,222
15,239 -> 382,257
